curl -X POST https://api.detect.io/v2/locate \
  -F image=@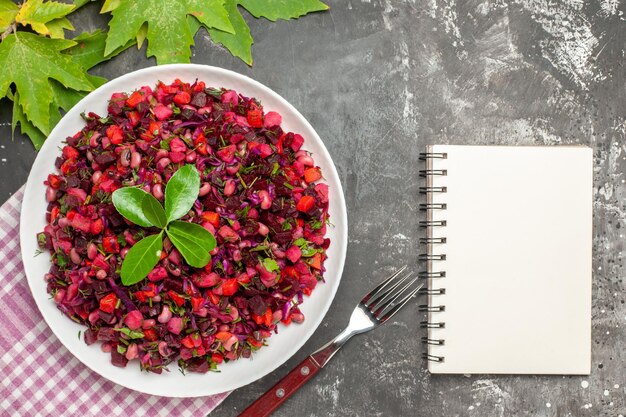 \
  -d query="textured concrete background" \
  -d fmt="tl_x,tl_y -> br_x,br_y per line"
1,1 -> 624,416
